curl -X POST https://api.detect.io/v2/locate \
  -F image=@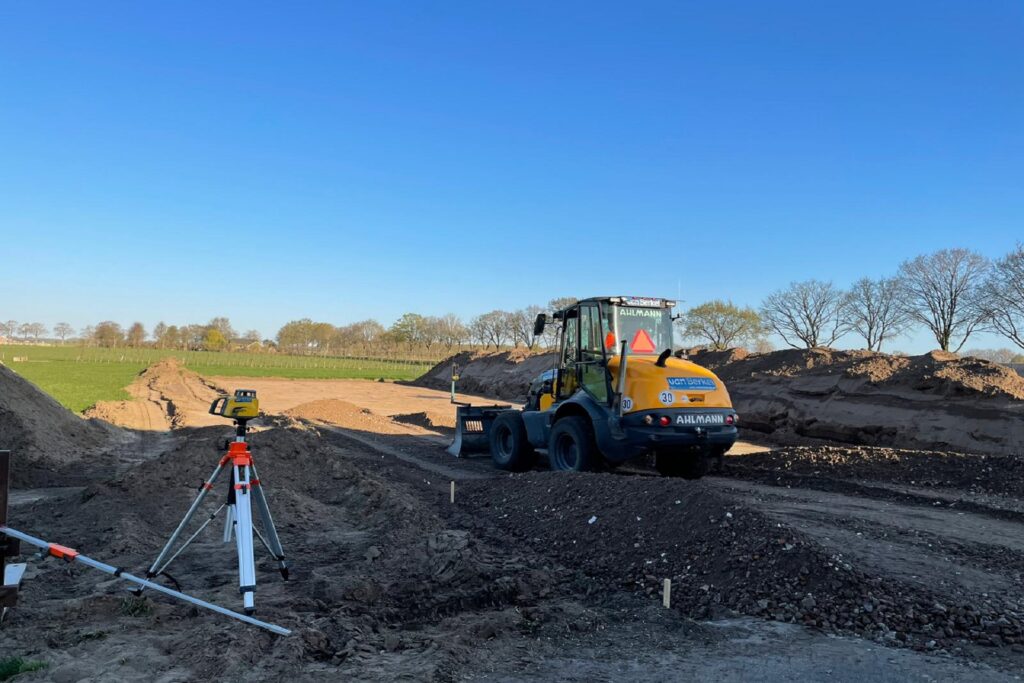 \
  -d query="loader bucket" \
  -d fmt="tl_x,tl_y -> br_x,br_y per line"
447,405 -> 509,457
